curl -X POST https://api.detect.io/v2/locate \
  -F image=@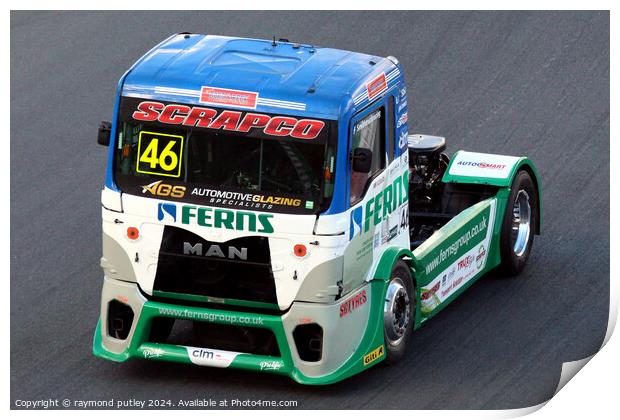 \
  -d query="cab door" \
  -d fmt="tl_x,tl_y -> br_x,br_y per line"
341,101 -> 389,294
